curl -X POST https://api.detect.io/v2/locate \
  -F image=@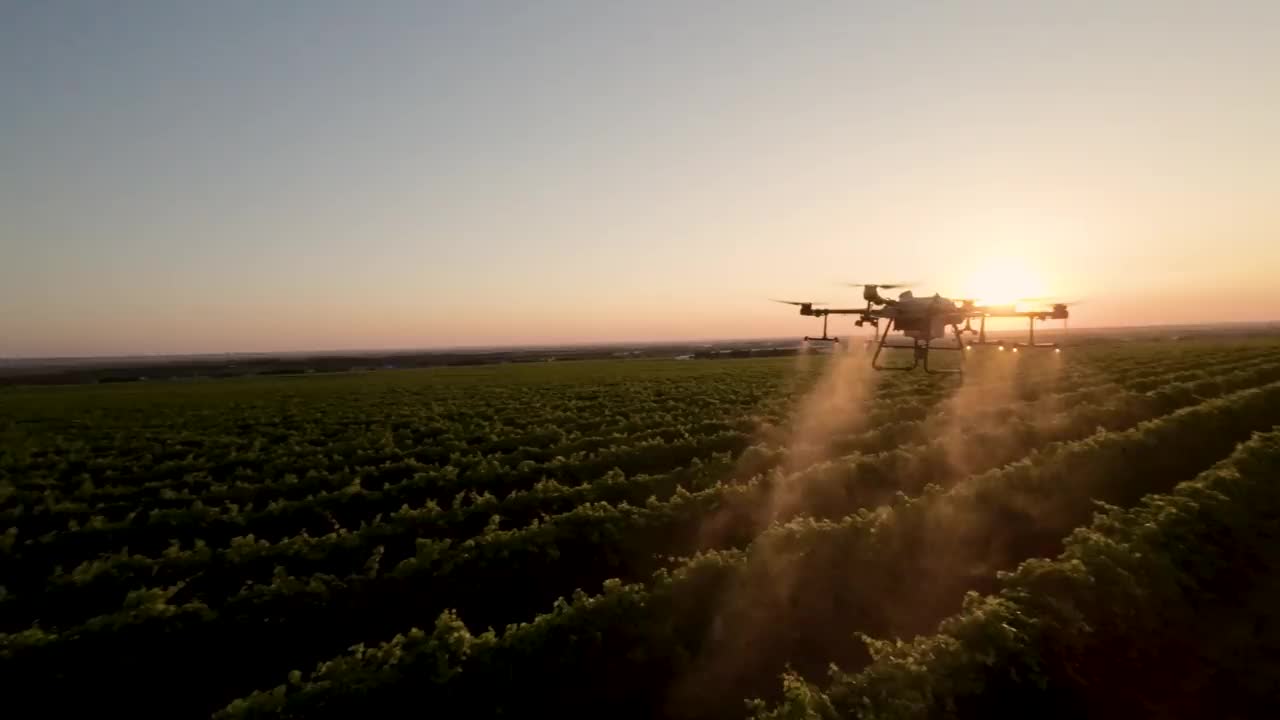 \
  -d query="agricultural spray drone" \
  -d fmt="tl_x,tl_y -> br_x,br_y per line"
771,283 -> 1078,374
